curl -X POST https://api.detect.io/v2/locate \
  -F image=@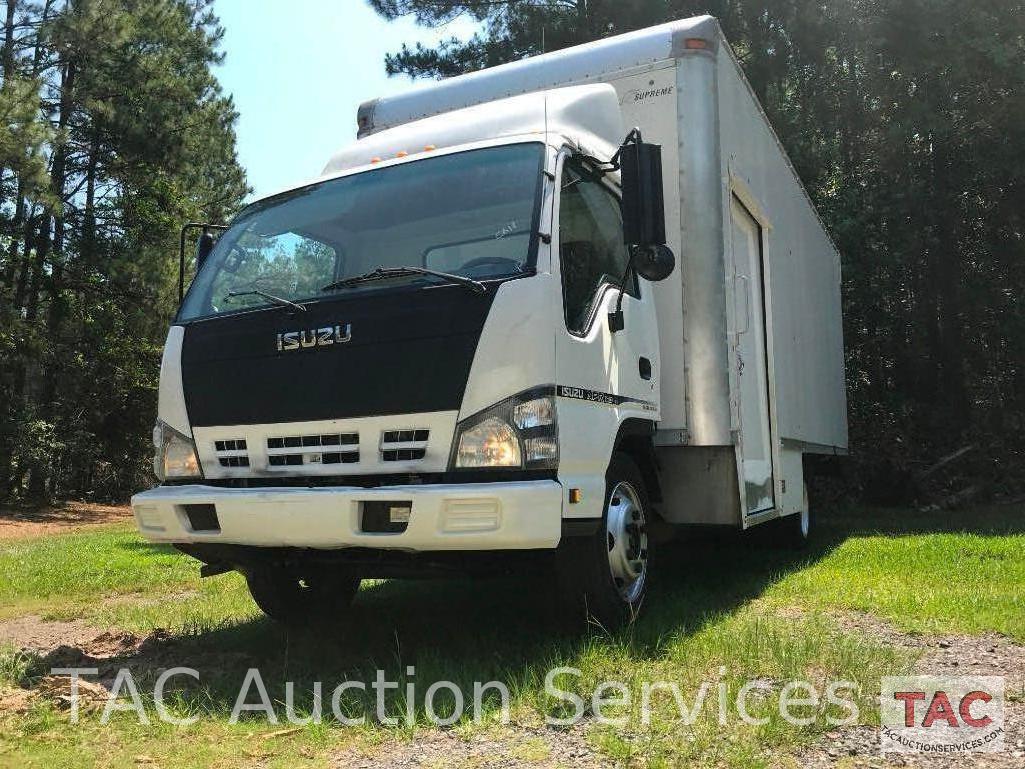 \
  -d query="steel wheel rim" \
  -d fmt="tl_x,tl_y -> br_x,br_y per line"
605,481 -> 648,603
